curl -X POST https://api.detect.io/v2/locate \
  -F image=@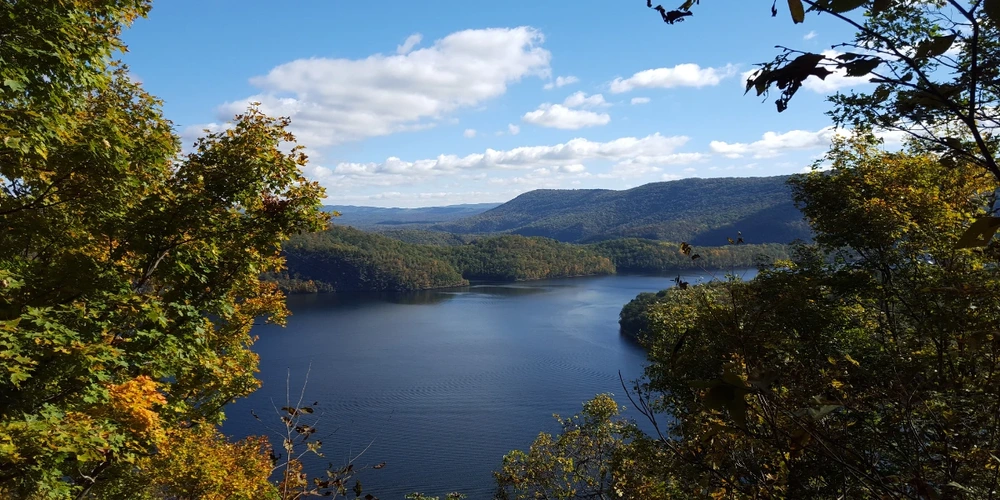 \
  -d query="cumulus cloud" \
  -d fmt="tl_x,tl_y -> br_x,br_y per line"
463,128 -> 477,138
522,91 -> 612,129
508,123 -> 520,135
396,33 -> 423,54
523,105 -> 611,129
709,126 -> 904,159
327,133 -> 695,187
630,97 -> 651,105
562,91 -> 610,108
804,30 -> 818,40
609,63 -> 737,93
710,127 -> 841,159
216,27 -> 551,147
543,75 -> 579,90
